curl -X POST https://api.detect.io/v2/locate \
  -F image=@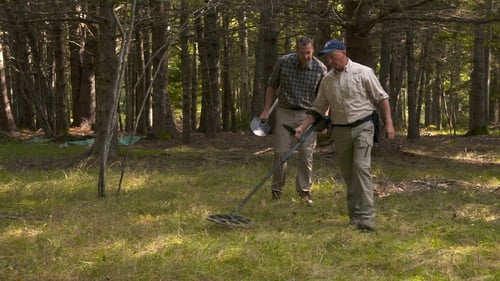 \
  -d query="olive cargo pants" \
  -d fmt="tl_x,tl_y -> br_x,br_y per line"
332,121 -> 375,226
